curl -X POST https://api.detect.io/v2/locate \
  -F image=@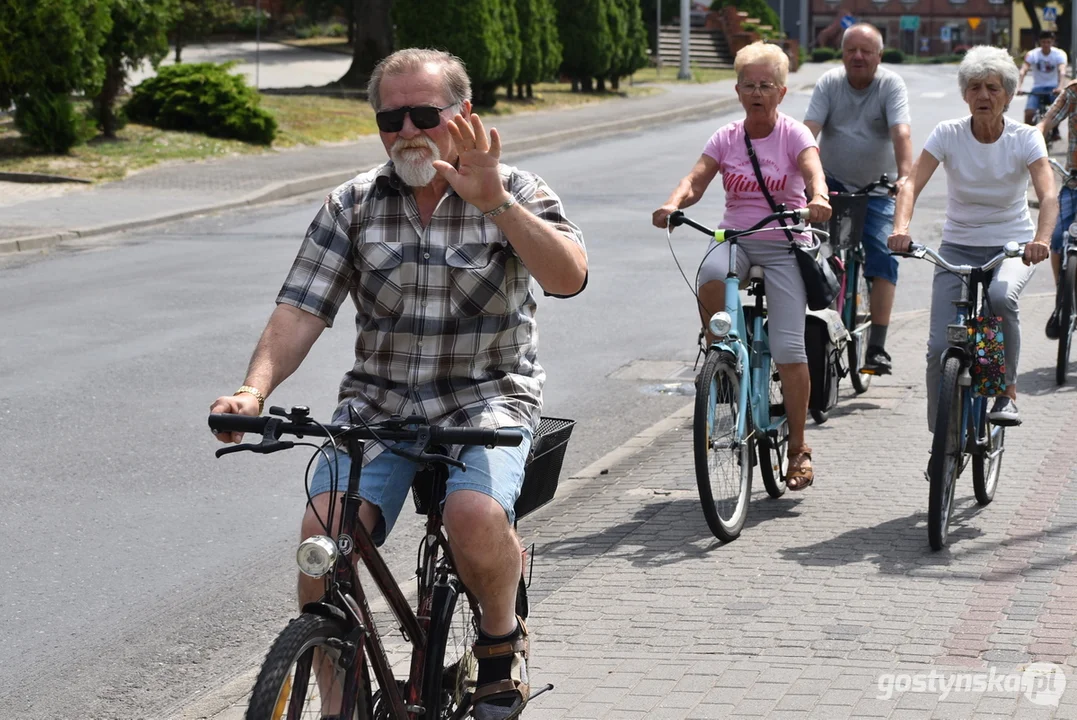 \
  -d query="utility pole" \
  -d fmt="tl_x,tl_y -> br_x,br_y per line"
656,0 -> 662,77
255,0 -> 261,89
678,0 -> 691,80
